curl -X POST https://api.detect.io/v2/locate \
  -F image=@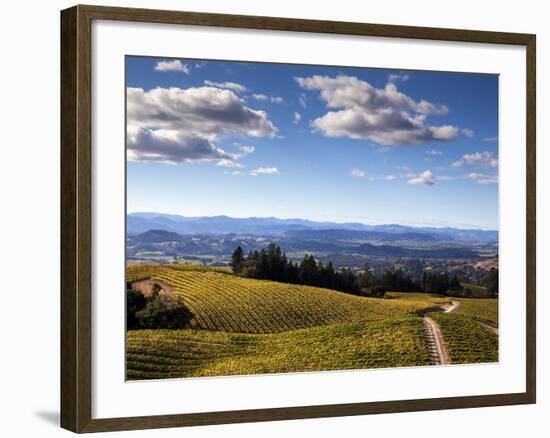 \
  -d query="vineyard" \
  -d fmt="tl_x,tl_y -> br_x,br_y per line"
429,312 -> 498,363
126,264 -> 499,379
455,298 -> 499,326
127,317 -> 431,379
127,264 -> 446,334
